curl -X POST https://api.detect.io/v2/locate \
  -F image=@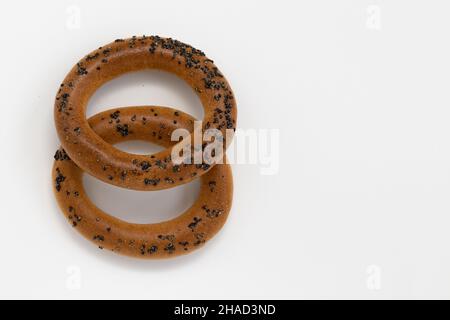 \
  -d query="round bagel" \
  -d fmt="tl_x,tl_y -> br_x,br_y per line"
53,106 -> 233,259
54,36 -> 236,190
